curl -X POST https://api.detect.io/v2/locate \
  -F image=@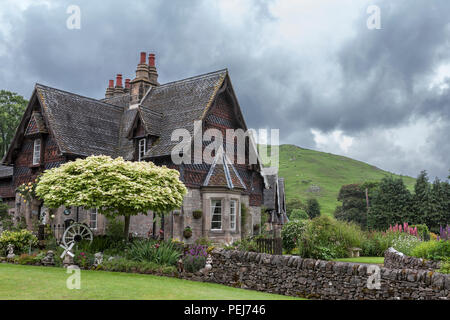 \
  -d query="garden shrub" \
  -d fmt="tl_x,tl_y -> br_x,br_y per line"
411,240 -> 450,261
438,258 -> 450,274
225,237 -> 258,252
390,232 -> 421,256
183,245 -> 207,273
290,209 -> 309,221
0,229 -> 38,255
410,224 -> 430,241
281,219 -> 309,253
127,240 -> 181,266
101,257 -> 176,274
296,216 -> 365,259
